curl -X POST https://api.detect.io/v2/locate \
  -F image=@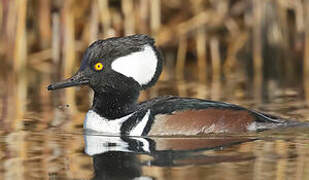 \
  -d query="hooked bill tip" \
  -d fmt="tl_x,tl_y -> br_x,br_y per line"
47,84 -> 54,91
